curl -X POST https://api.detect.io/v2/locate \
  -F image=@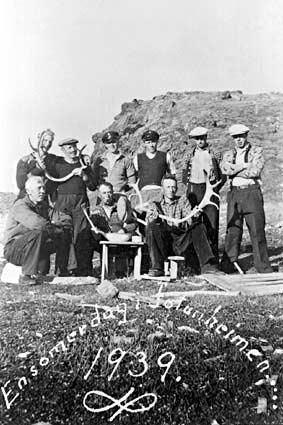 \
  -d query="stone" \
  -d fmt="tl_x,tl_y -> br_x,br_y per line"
96,280 -> 119,298
1,262 -> 22,284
